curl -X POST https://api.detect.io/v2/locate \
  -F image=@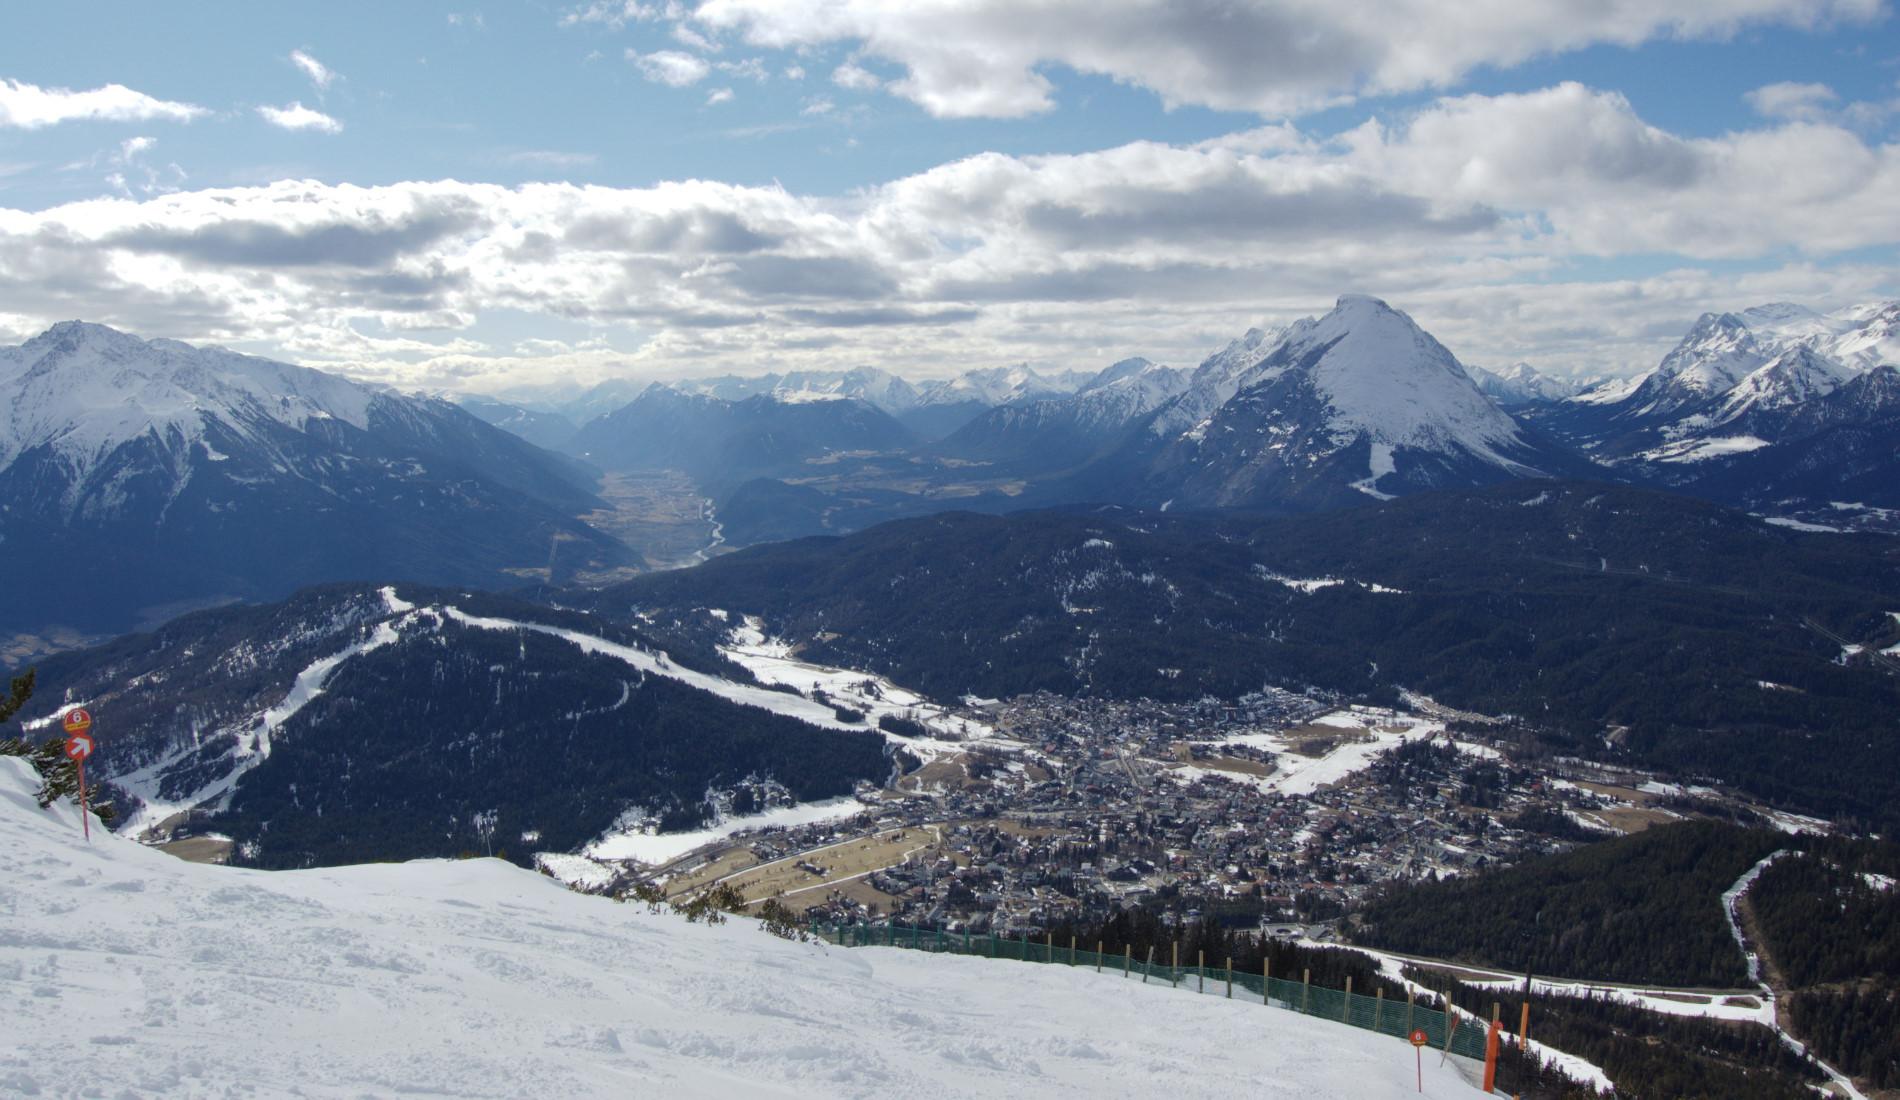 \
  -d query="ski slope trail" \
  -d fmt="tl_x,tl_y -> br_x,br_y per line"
0,759 -> 1490,1099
